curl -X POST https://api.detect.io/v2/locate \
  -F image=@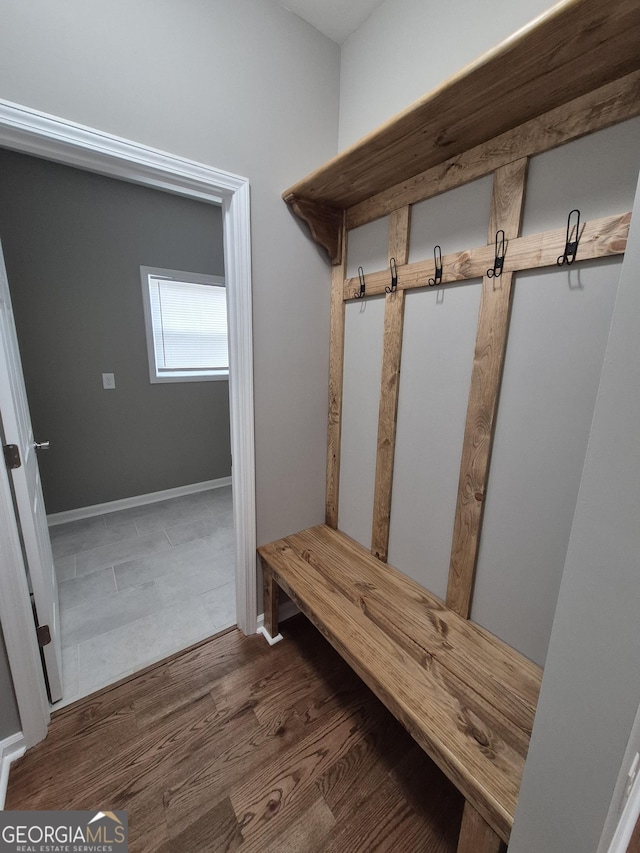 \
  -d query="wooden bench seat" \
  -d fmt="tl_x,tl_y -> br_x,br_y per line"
258,524 -> 542,850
